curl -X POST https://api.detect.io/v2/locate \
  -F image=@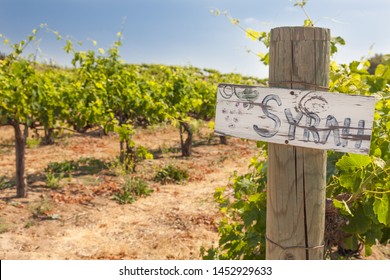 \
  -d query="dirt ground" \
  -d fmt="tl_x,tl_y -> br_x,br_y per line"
0,123 -> 389,260
0,123 -> 258,259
